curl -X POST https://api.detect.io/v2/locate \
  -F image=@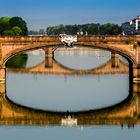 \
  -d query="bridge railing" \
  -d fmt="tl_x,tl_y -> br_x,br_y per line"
0,35 -> 140,43
0,36 -> 61,43
77,35 -> 140,43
